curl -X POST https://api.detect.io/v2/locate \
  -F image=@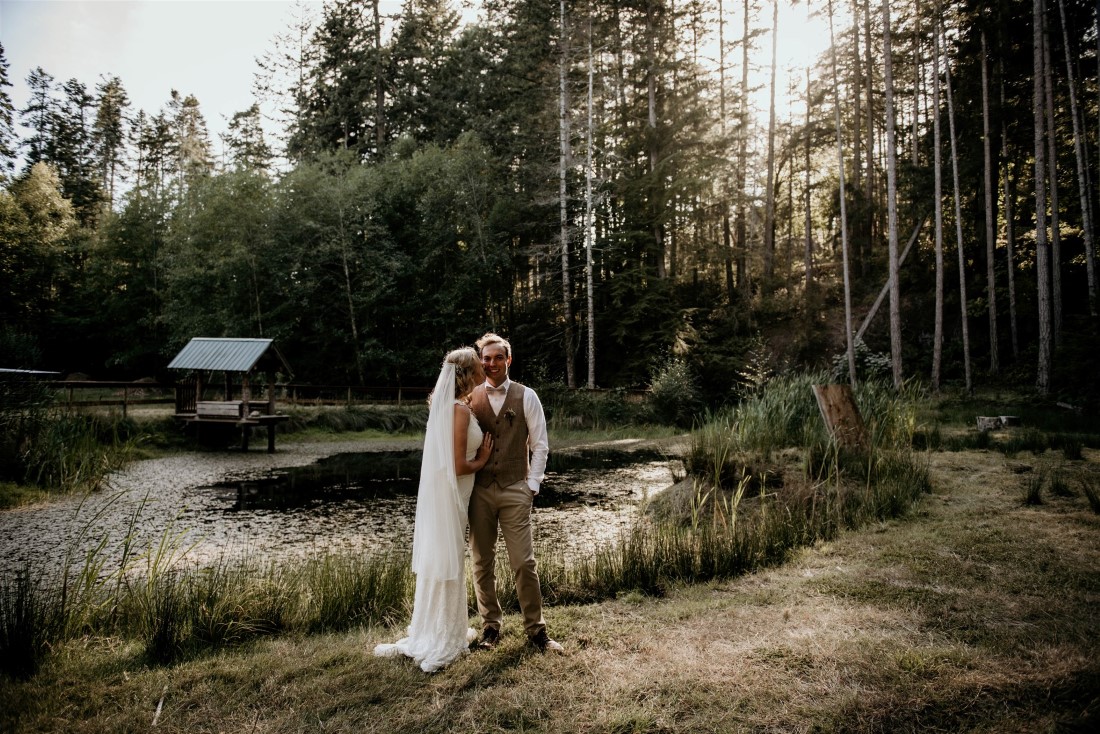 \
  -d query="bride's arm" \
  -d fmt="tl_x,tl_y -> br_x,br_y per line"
453,404 -> 492,476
